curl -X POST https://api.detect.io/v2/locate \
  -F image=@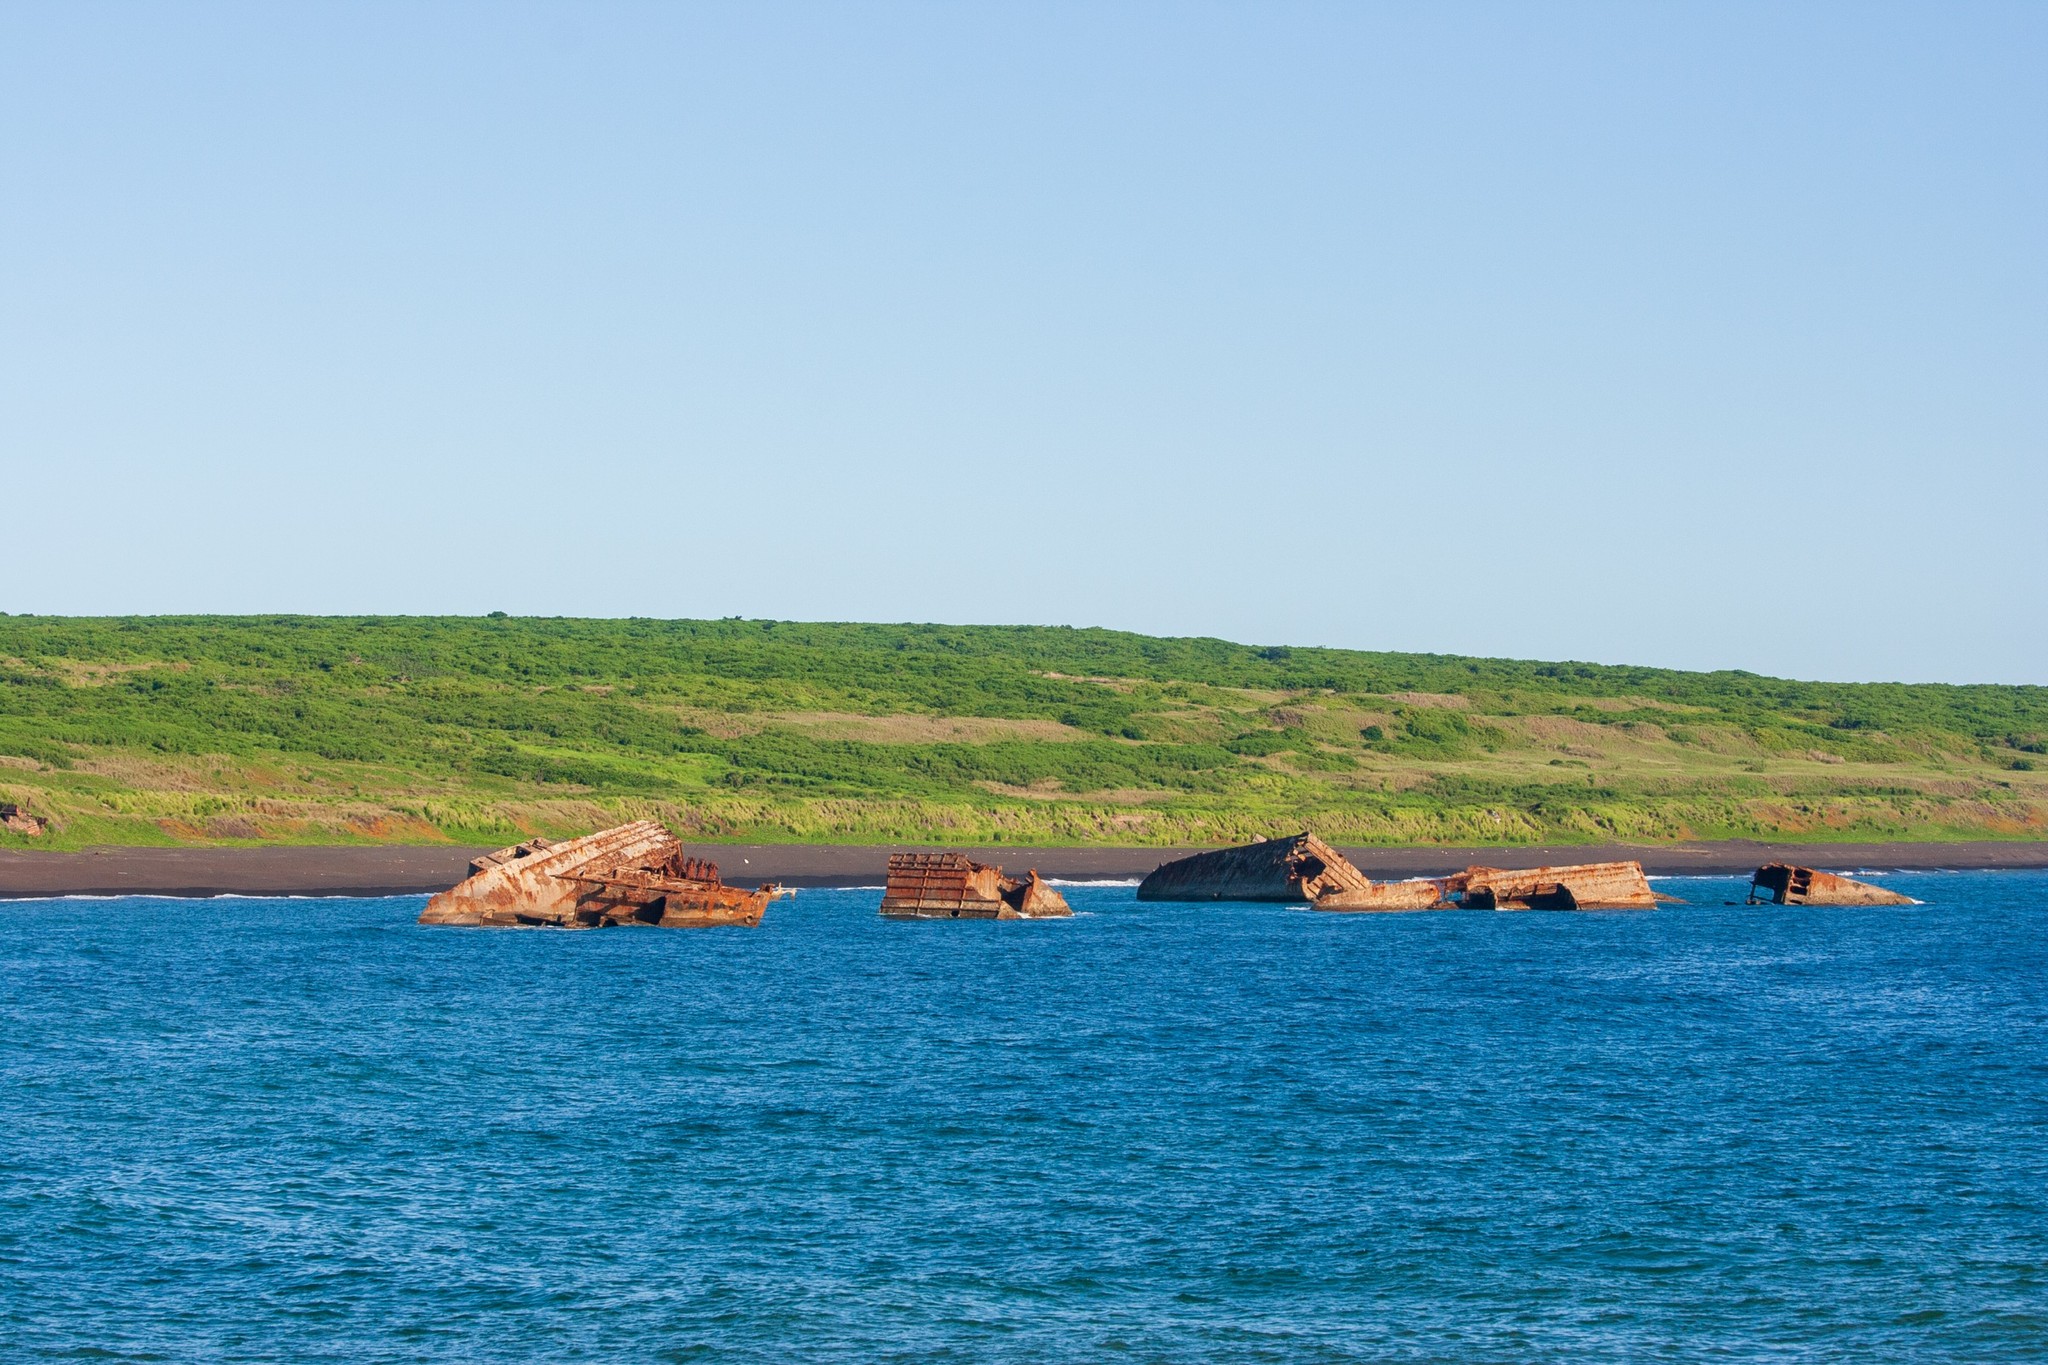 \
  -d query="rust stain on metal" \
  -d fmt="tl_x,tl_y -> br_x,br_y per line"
1447,861 -> 1658,911
1139,832 -> 1455,911
1313,878 -> 1454,912
1137,838 -> 1663,912
419,820 -> 782,929
1746,863 -> 1914,906
879,852 -> 1072,919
